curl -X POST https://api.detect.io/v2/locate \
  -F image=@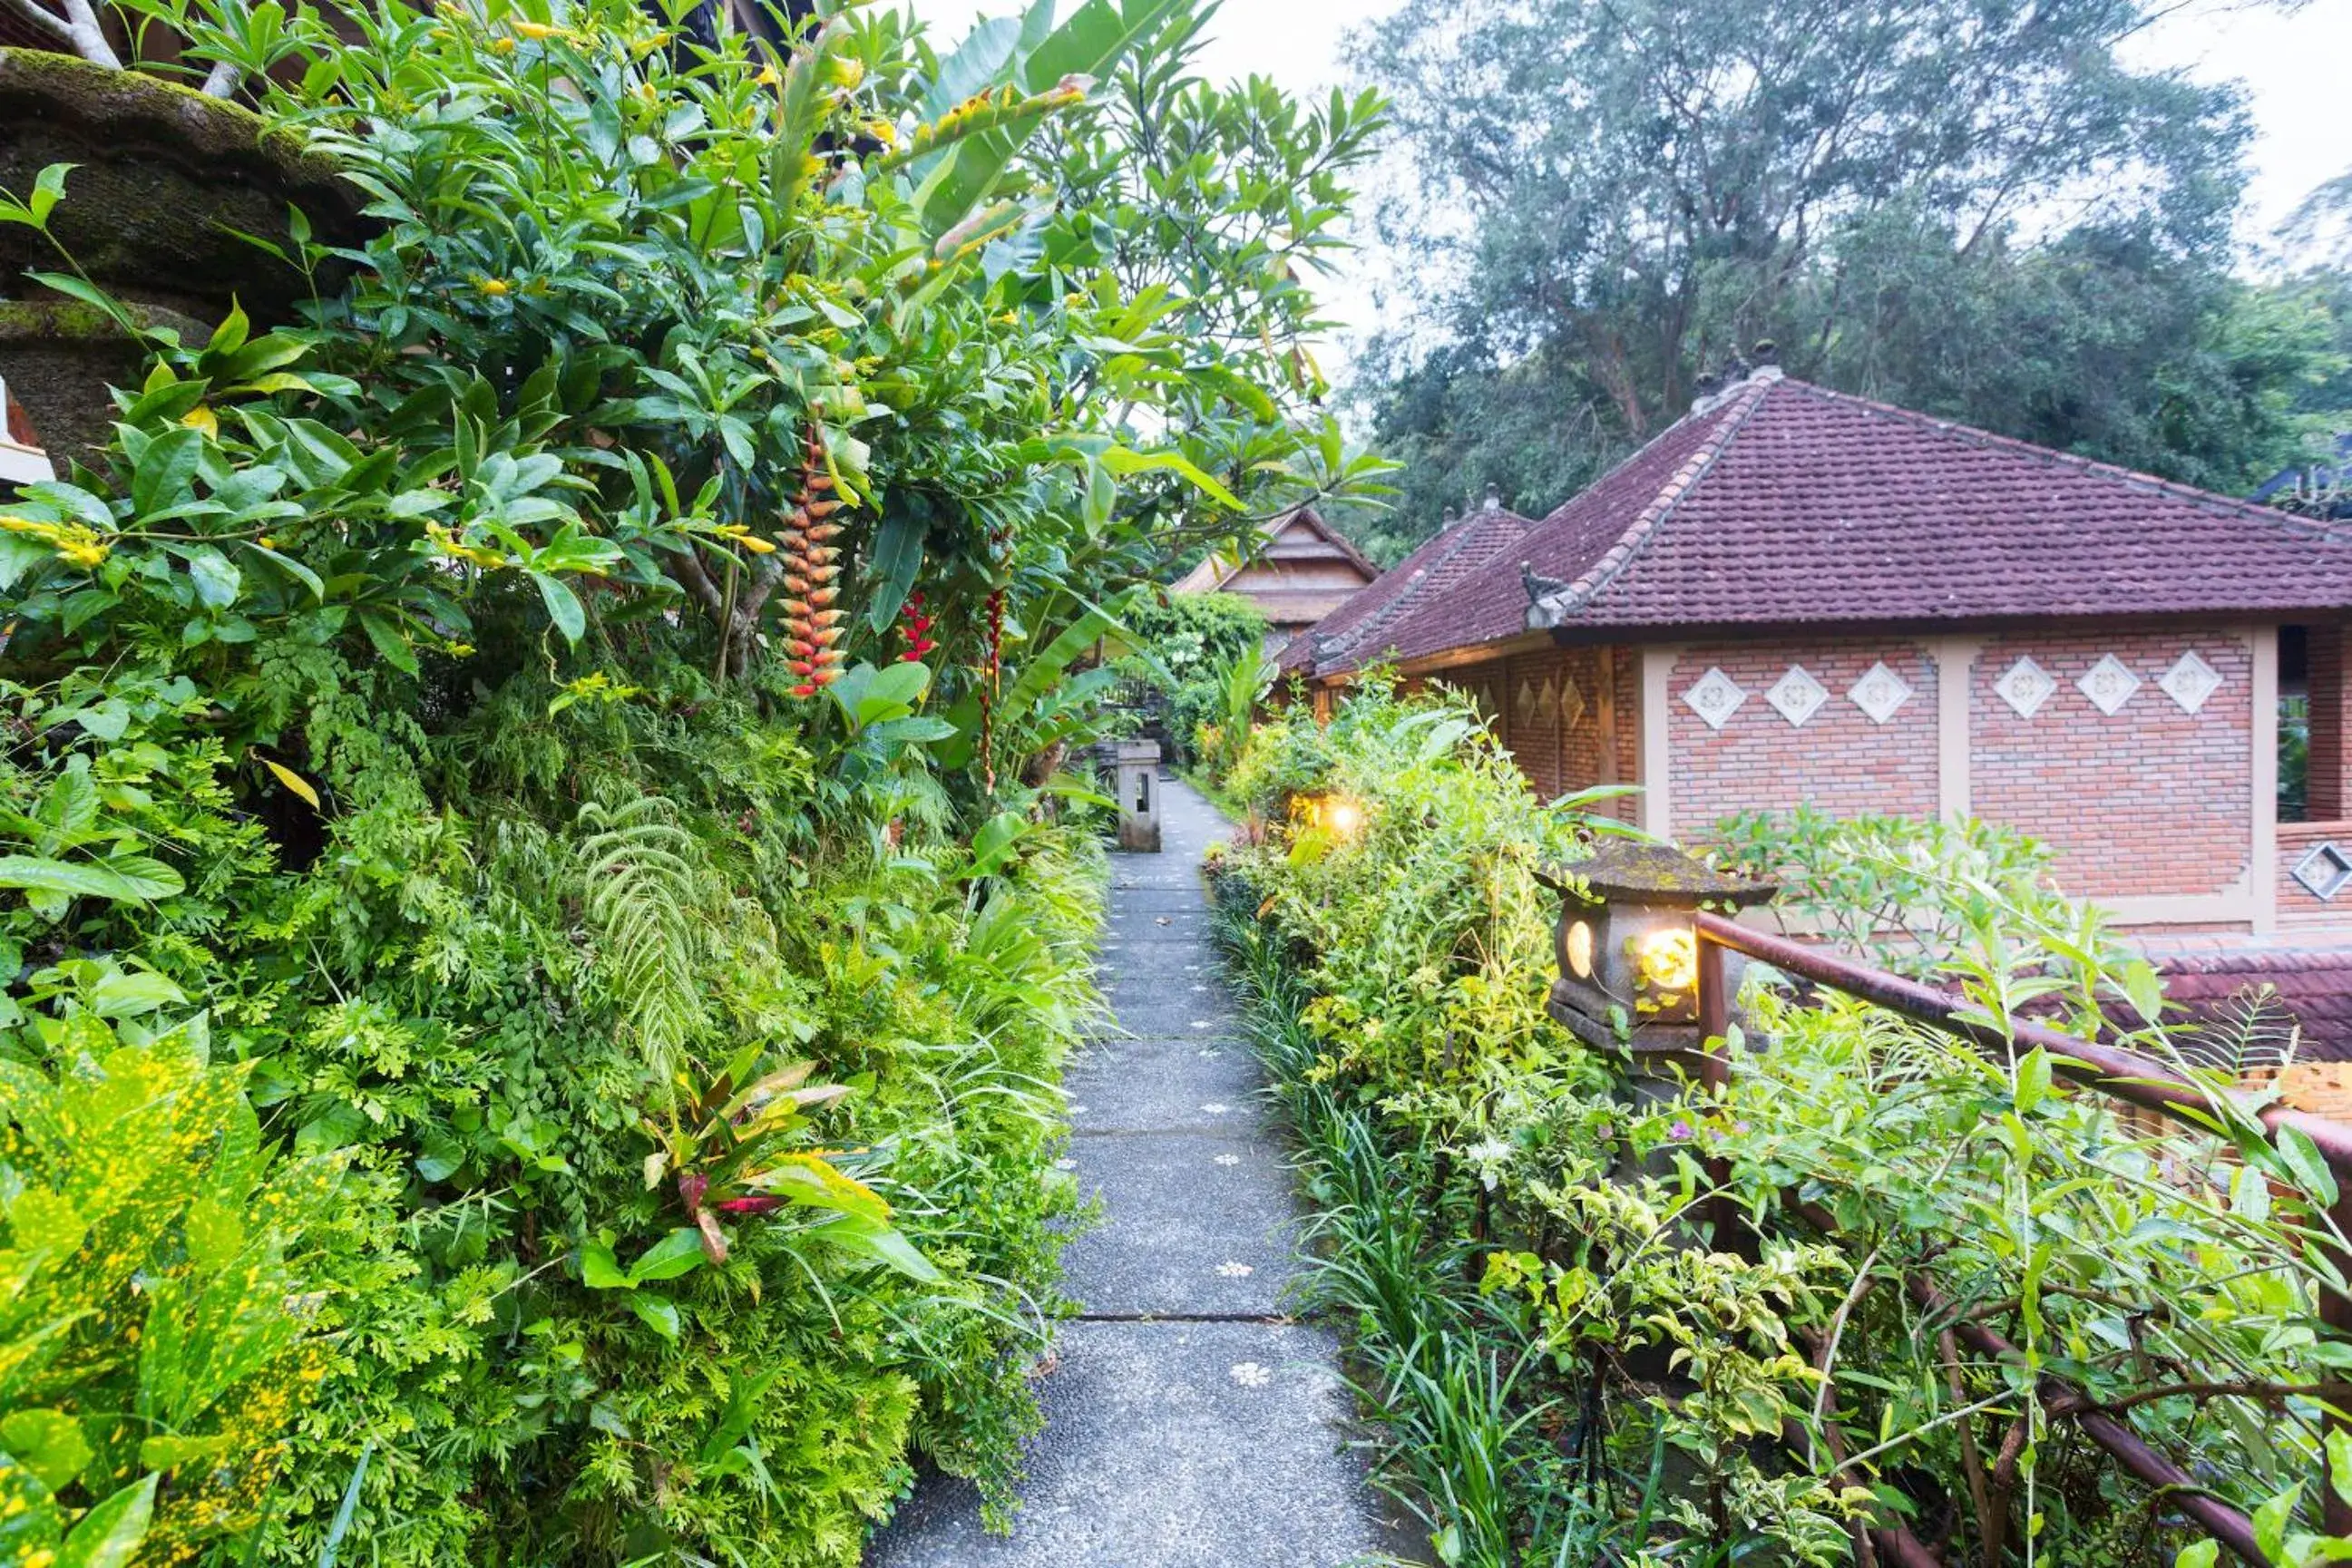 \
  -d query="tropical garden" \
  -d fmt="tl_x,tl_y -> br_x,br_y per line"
0,0 -> 1387,1560
7,0 -> 2352,1563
